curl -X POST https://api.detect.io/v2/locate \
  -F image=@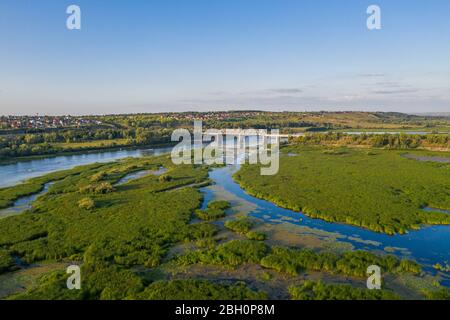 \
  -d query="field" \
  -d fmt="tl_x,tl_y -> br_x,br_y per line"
234,147 -> 450,234
50,139 -> 130,149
